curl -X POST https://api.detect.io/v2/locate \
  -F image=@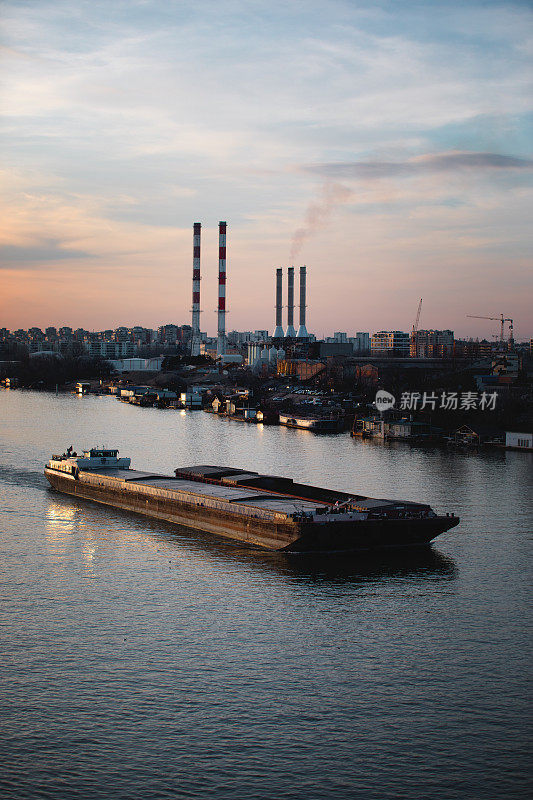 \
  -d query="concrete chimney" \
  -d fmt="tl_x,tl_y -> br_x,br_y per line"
191,222 -> 201,356
273,268 -> 284,338
297,265 -> 309,339
217,221 -> 227,357
285,266 -> 296,338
